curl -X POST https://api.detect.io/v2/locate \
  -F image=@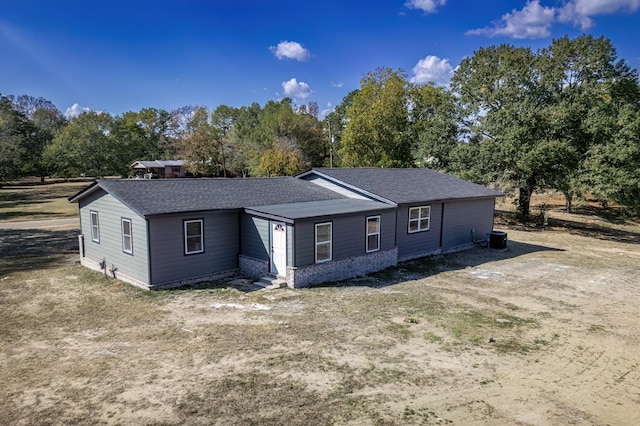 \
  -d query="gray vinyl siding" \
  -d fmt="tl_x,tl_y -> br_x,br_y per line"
396,202 -> 442,259
293,210 -> 396,267
148,211 -> 239,285
240,214 -> 269,261
287,224 -> 294,267
78,189 -> 149,284
441,198 -> 495,250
